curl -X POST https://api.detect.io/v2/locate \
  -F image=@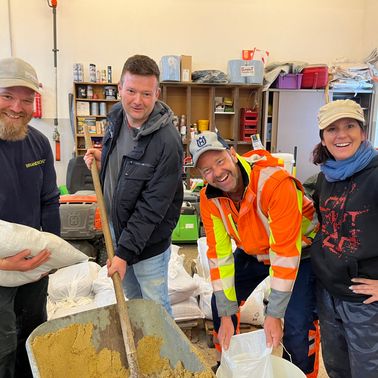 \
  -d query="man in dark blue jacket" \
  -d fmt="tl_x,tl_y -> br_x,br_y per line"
0,57 -> 60,377
85,55 -> 183,316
